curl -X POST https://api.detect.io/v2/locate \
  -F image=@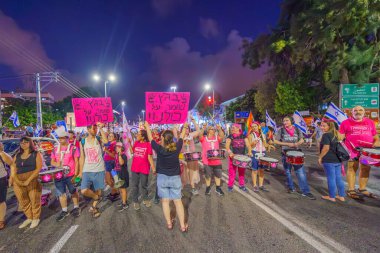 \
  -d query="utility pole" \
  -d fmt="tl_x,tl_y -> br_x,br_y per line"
36,72 -> 59,130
